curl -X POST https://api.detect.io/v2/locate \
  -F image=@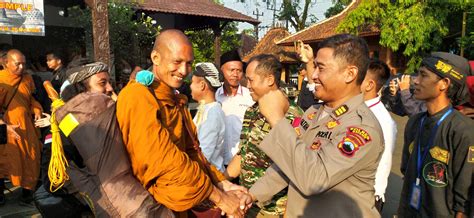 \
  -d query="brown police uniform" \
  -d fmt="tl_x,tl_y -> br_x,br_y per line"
250,94 -> 384,217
